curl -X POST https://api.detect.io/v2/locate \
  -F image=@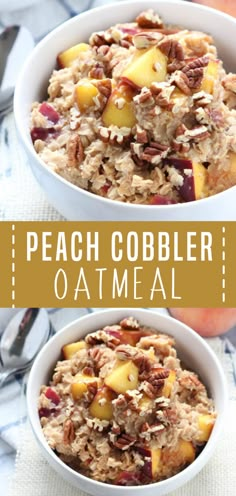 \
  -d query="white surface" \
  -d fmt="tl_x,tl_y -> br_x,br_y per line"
14,0 -> 236,221
27,308 -> 228,496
